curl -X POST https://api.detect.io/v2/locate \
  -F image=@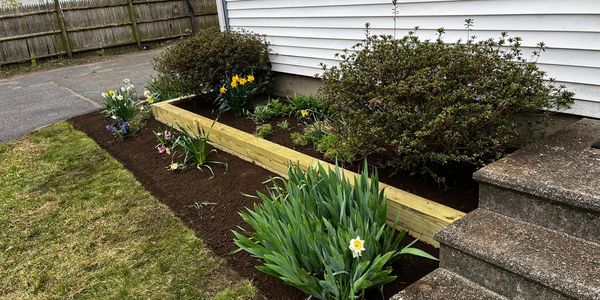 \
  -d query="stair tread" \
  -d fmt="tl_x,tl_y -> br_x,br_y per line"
435,209 -> 600,299
473,118 -> 600,212
391,268 -> 506,300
